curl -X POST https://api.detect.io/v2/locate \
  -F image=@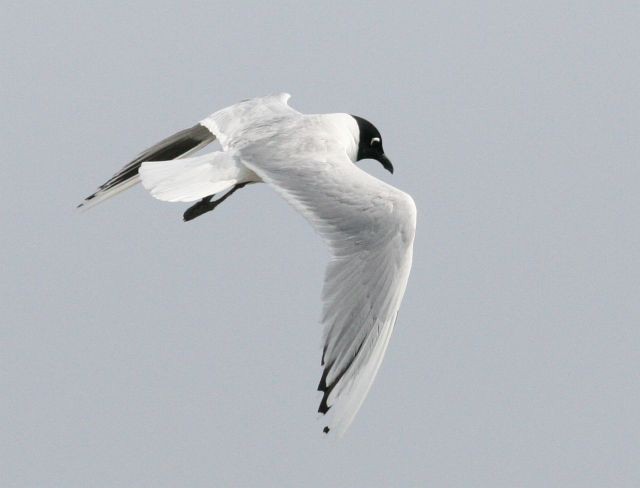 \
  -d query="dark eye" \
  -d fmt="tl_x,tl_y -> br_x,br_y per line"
370,137 -> 381,147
